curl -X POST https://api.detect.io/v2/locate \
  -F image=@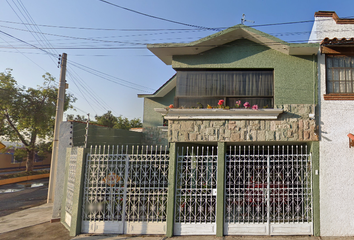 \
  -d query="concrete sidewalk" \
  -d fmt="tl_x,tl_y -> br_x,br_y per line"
73,235 -> 354,240
0,203 -> 53,234
1,203 -> 354,240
